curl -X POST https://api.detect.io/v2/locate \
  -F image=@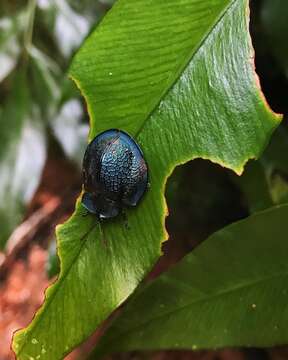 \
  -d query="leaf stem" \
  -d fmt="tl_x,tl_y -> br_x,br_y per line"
23,0 -> 37,60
